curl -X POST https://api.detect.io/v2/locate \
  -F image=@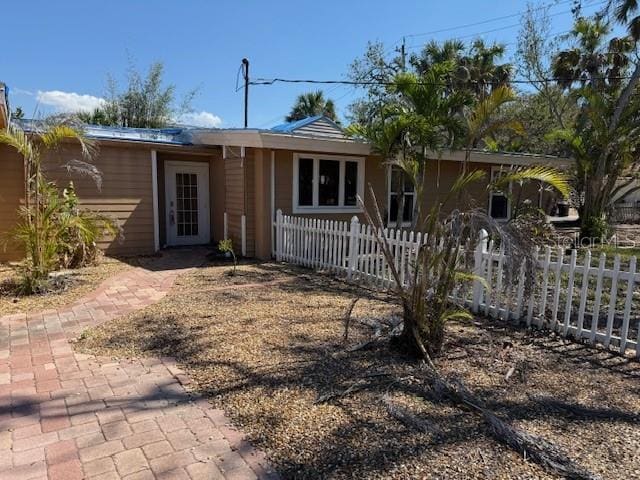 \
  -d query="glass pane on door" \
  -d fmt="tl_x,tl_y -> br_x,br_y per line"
176,173 -> 199,237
